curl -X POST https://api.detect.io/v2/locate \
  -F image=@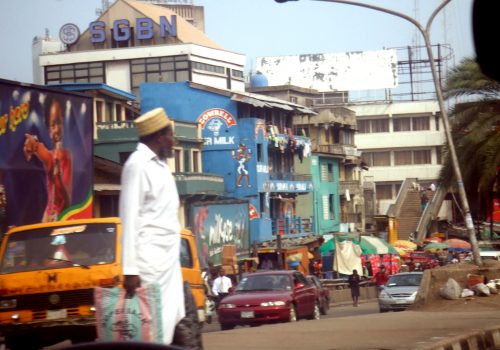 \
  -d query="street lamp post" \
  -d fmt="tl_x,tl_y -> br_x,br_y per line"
276,0 -> 482,265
